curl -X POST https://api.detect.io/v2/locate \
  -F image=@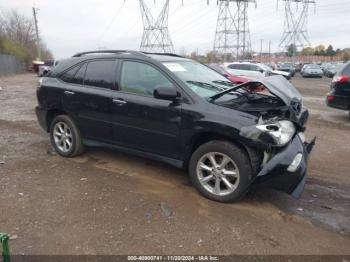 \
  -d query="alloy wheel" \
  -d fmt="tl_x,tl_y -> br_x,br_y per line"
53,122 -> 73,153
196,152 -> 240,196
